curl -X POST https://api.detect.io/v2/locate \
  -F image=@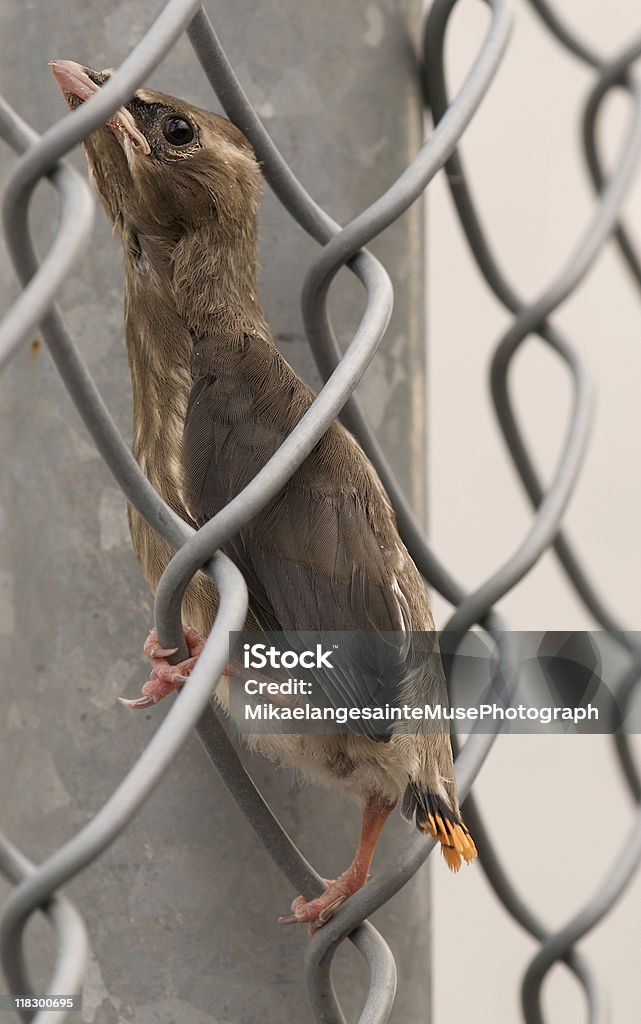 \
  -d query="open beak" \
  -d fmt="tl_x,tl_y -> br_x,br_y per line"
49,59 -> 151,156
